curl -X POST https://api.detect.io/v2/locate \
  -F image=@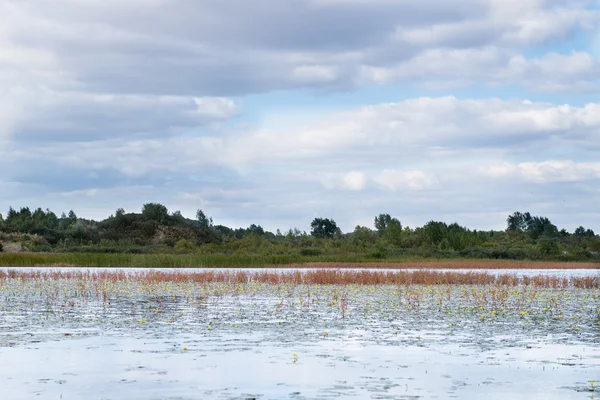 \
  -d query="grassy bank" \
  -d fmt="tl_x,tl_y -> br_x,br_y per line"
0,252 -> 599,269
